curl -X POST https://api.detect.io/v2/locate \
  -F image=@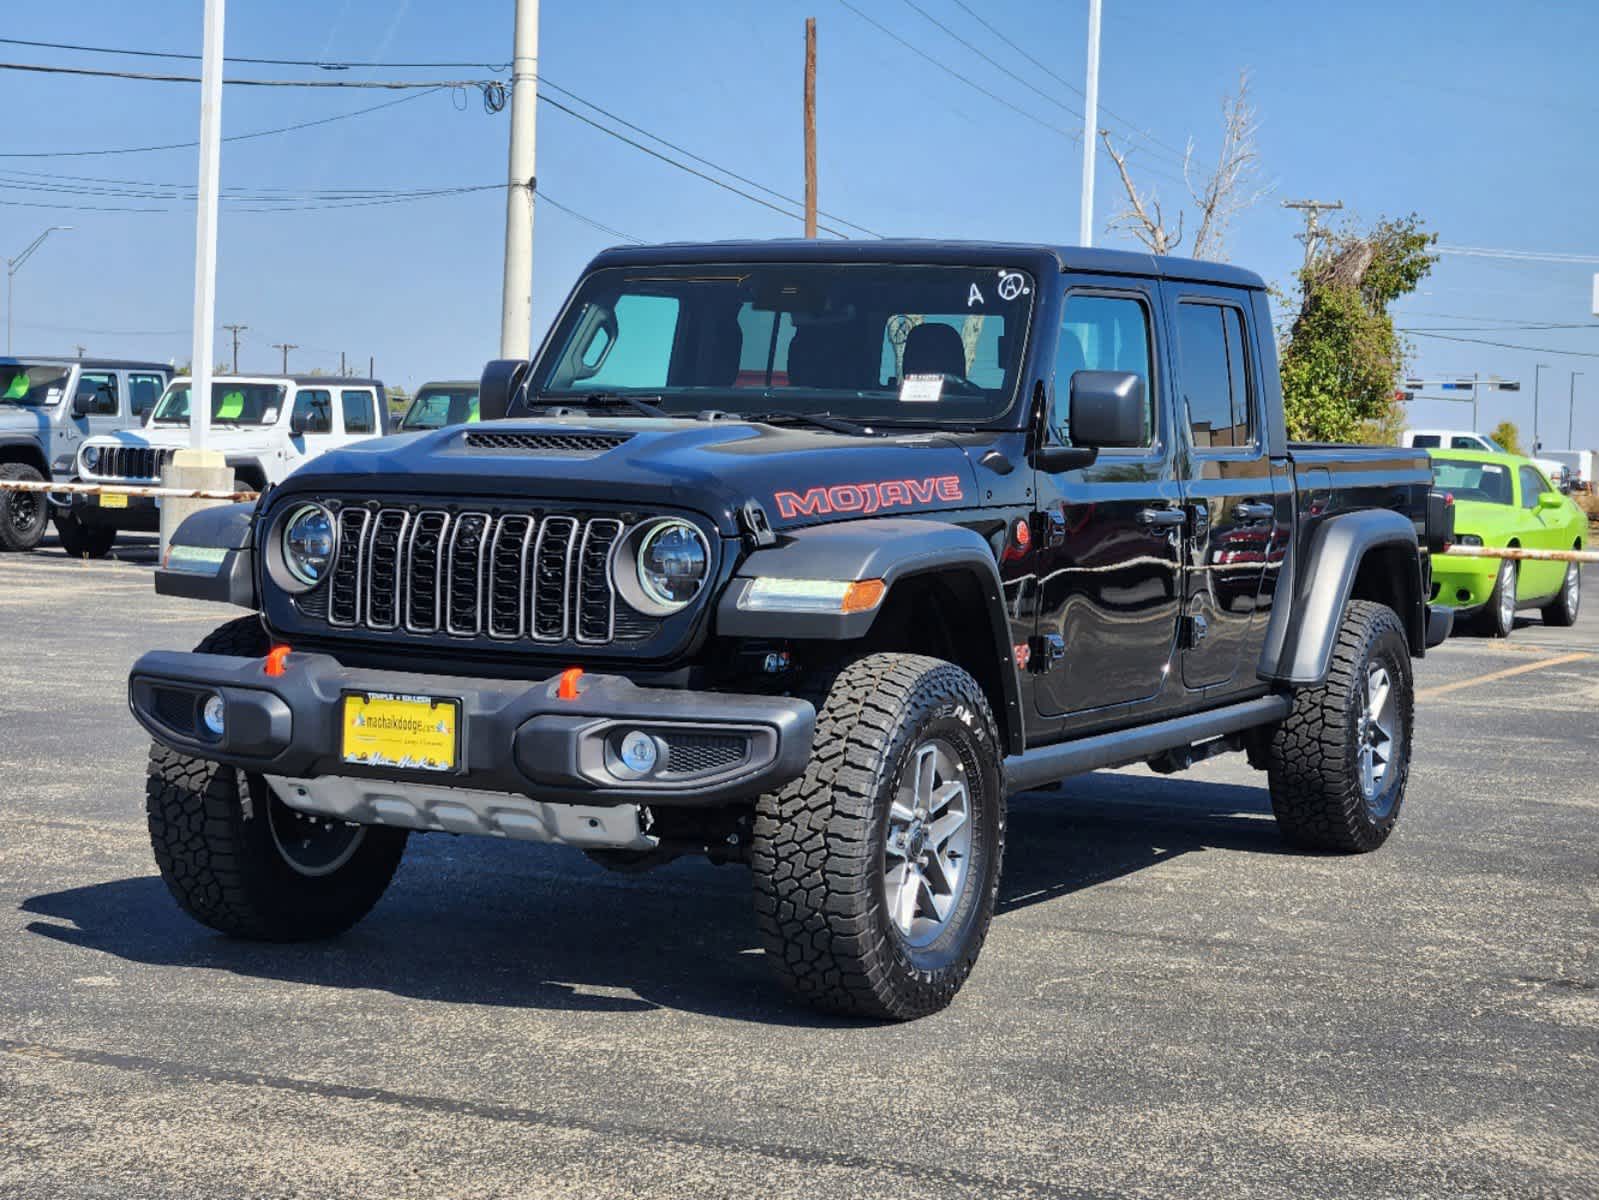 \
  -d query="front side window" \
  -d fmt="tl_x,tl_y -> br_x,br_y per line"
78,372 -> 119,416
1519,465 -> 1547,510
150,382 -> 286,427
1451,436 -> 1484,450
1431,457 -> 1512,505
401,386 -> 479,430
533,263 -> 1036,425
1052,292 -> 1154,447
292,389 -> 334,435
1176,302 -> 1253,450
129,373 -> 164,417
0,363 -> 72,407
341,389 -> 376,435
